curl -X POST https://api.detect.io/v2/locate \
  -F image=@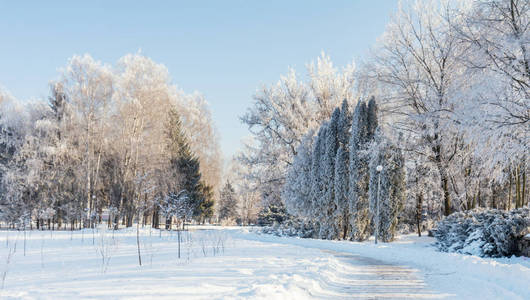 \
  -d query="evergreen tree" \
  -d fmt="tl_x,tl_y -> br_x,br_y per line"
369,133 -> 405,242
337,99 -> 352,147
218,180 -> 238,221
334,145 -> 349,239
49,83 -> 67,123
334,99 -> 352,239
310,124 -> 327,235
198,183 -> 215,223
166,108 -> 205,222
257,202 -> 288,226
320,108 -> 340,239
348,101 -> 372,241
366,97 -> 378,140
